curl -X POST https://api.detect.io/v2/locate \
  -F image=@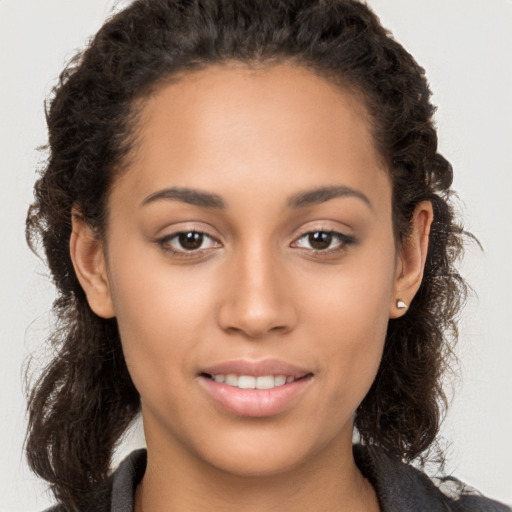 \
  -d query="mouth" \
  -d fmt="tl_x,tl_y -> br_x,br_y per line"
197,359 -> 314,417
200,372 -> 312,390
